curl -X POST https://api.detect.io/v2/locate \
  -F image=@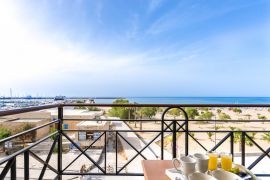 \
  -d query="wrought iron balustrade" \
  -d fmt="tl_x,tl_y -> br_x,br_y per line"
0,103 -> 270,179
